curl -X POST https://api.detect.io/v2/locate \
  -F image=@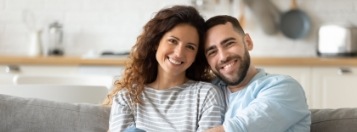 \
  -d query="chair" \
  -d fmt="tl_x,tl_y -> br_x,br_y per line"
0,84 -> 108,104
